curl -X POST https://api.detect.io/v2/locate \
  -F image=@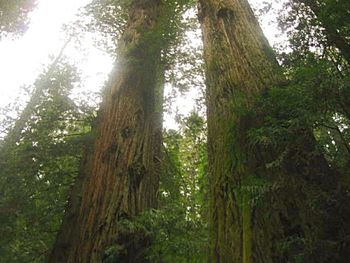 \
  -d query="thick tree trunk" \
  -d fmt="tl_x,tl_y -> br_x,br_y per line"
199,1 -> 282,261
49,1 -> 164,262
198,0 -> 338,262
